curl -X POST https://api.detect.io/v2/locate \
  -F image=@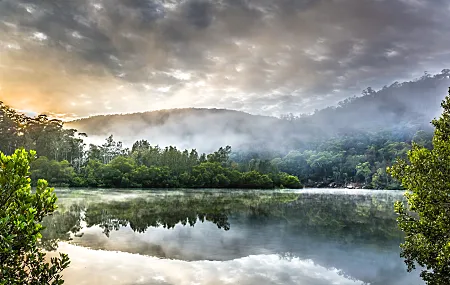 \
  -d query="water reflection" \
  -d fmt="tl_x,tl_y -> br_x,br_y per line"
41,190 -> 422,285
